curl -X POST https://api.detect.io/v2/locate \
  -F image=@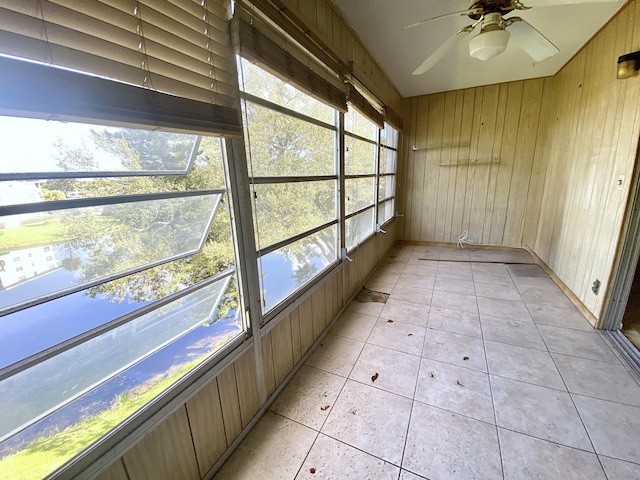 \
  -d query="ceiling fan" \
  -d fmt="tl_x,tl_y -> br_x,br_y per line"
406,0 -> 620,75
